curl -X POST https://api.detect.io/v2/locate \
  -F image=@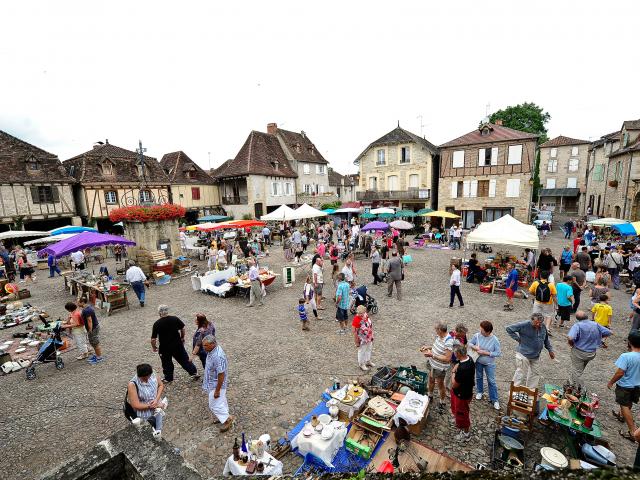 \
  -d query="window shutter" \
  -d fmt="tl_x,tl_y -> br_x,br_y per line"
506,179 -> 520,197
508,145 -> 523,165
462,181 -> 470,198
51,186 -> 60,202
491,147 -> 498,165
451,181 -> 457,198
470,180 -> 478,197
489,179 -> 496,197
478,149 -> 485,166
30,186 -> 39,203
